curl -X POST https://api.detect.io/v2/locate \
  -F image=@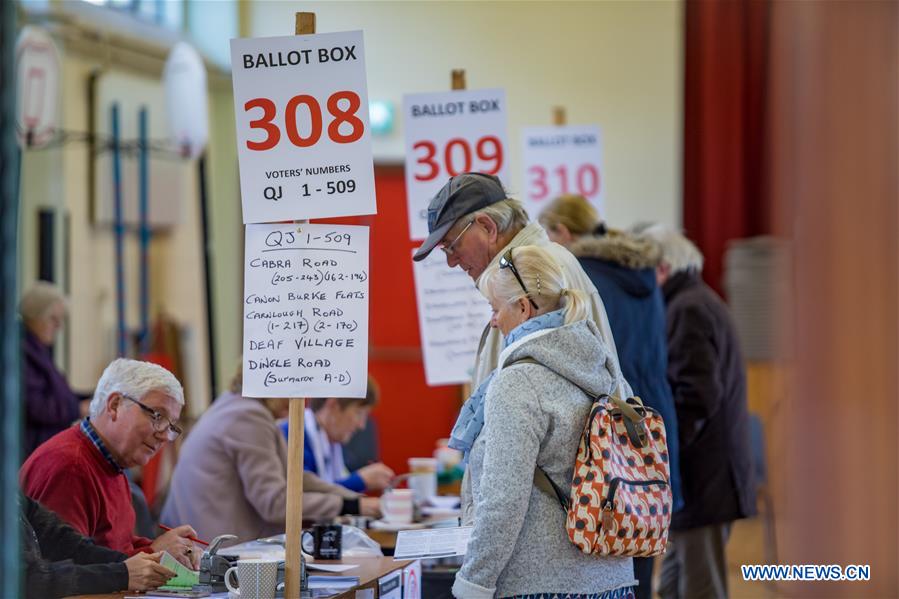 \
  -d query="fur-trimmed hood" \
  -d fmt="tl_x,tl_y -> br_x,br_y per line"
568,228 -> 661,269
